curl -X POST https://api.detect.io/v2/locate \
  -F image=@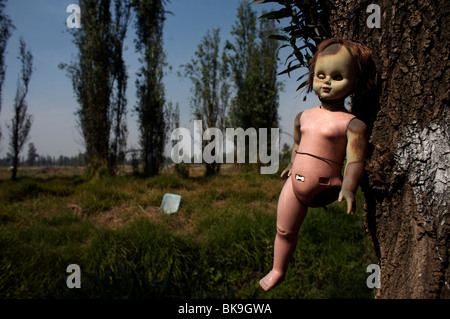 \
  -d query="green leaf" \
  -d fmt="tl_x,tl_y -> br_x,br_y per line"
278,63 -> 301,76
251,0 -> 284,4
293,50 -> 305,65
296,72 -> 309,82
296,79 -> 308,92
268,34 -> 288,41
278,44 -> 291,50
259,8 -> 292,20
